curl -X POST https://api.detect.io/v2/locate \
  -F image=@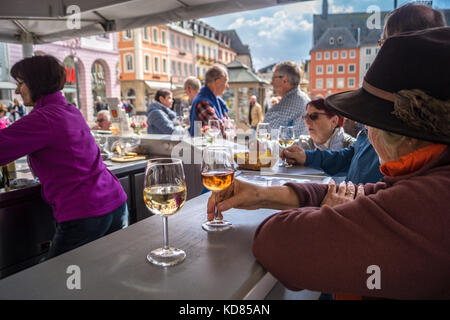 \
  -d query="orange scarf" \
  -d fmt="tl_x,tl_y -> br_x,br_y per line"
380,144 -> 447,177
335,144 -> 446,301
